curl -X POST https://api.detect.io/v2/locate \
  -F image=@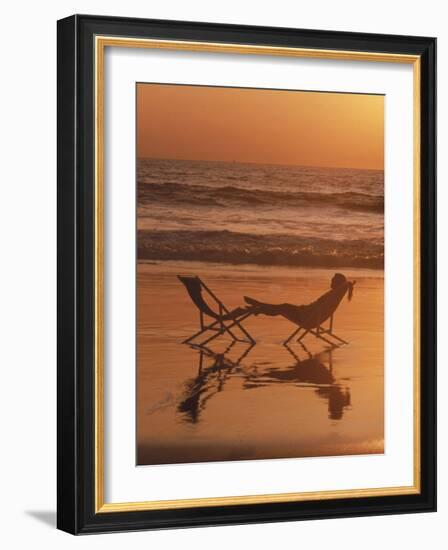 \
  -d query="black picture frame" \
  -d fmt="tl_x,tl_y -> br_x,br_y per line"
57,14 -> 436,534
